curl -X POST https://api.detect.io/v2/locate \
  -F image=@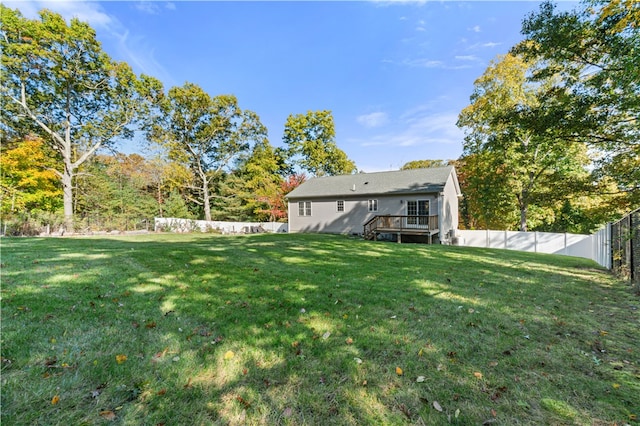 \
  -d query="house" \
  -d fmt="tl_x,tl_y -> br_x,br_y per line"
286,166 -> 462,243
